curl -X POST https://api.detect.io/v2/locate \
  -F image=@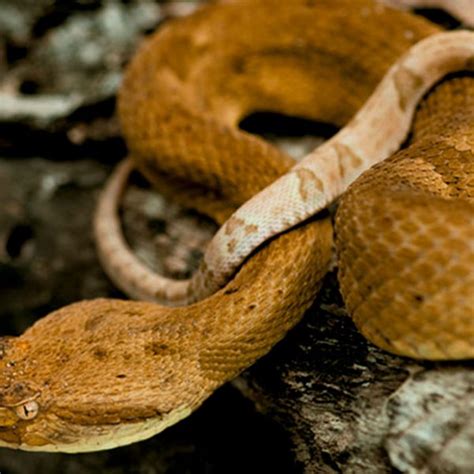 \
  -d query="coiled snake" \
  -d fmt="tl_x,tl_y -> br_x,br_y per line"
0,0 -> 472,453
